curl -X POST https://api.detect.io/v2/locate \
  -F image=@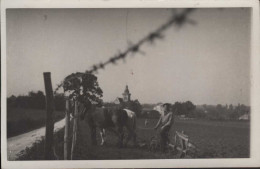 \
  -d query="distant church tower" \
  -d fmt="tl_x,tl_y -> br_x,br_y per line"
122,85 -> 131,102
